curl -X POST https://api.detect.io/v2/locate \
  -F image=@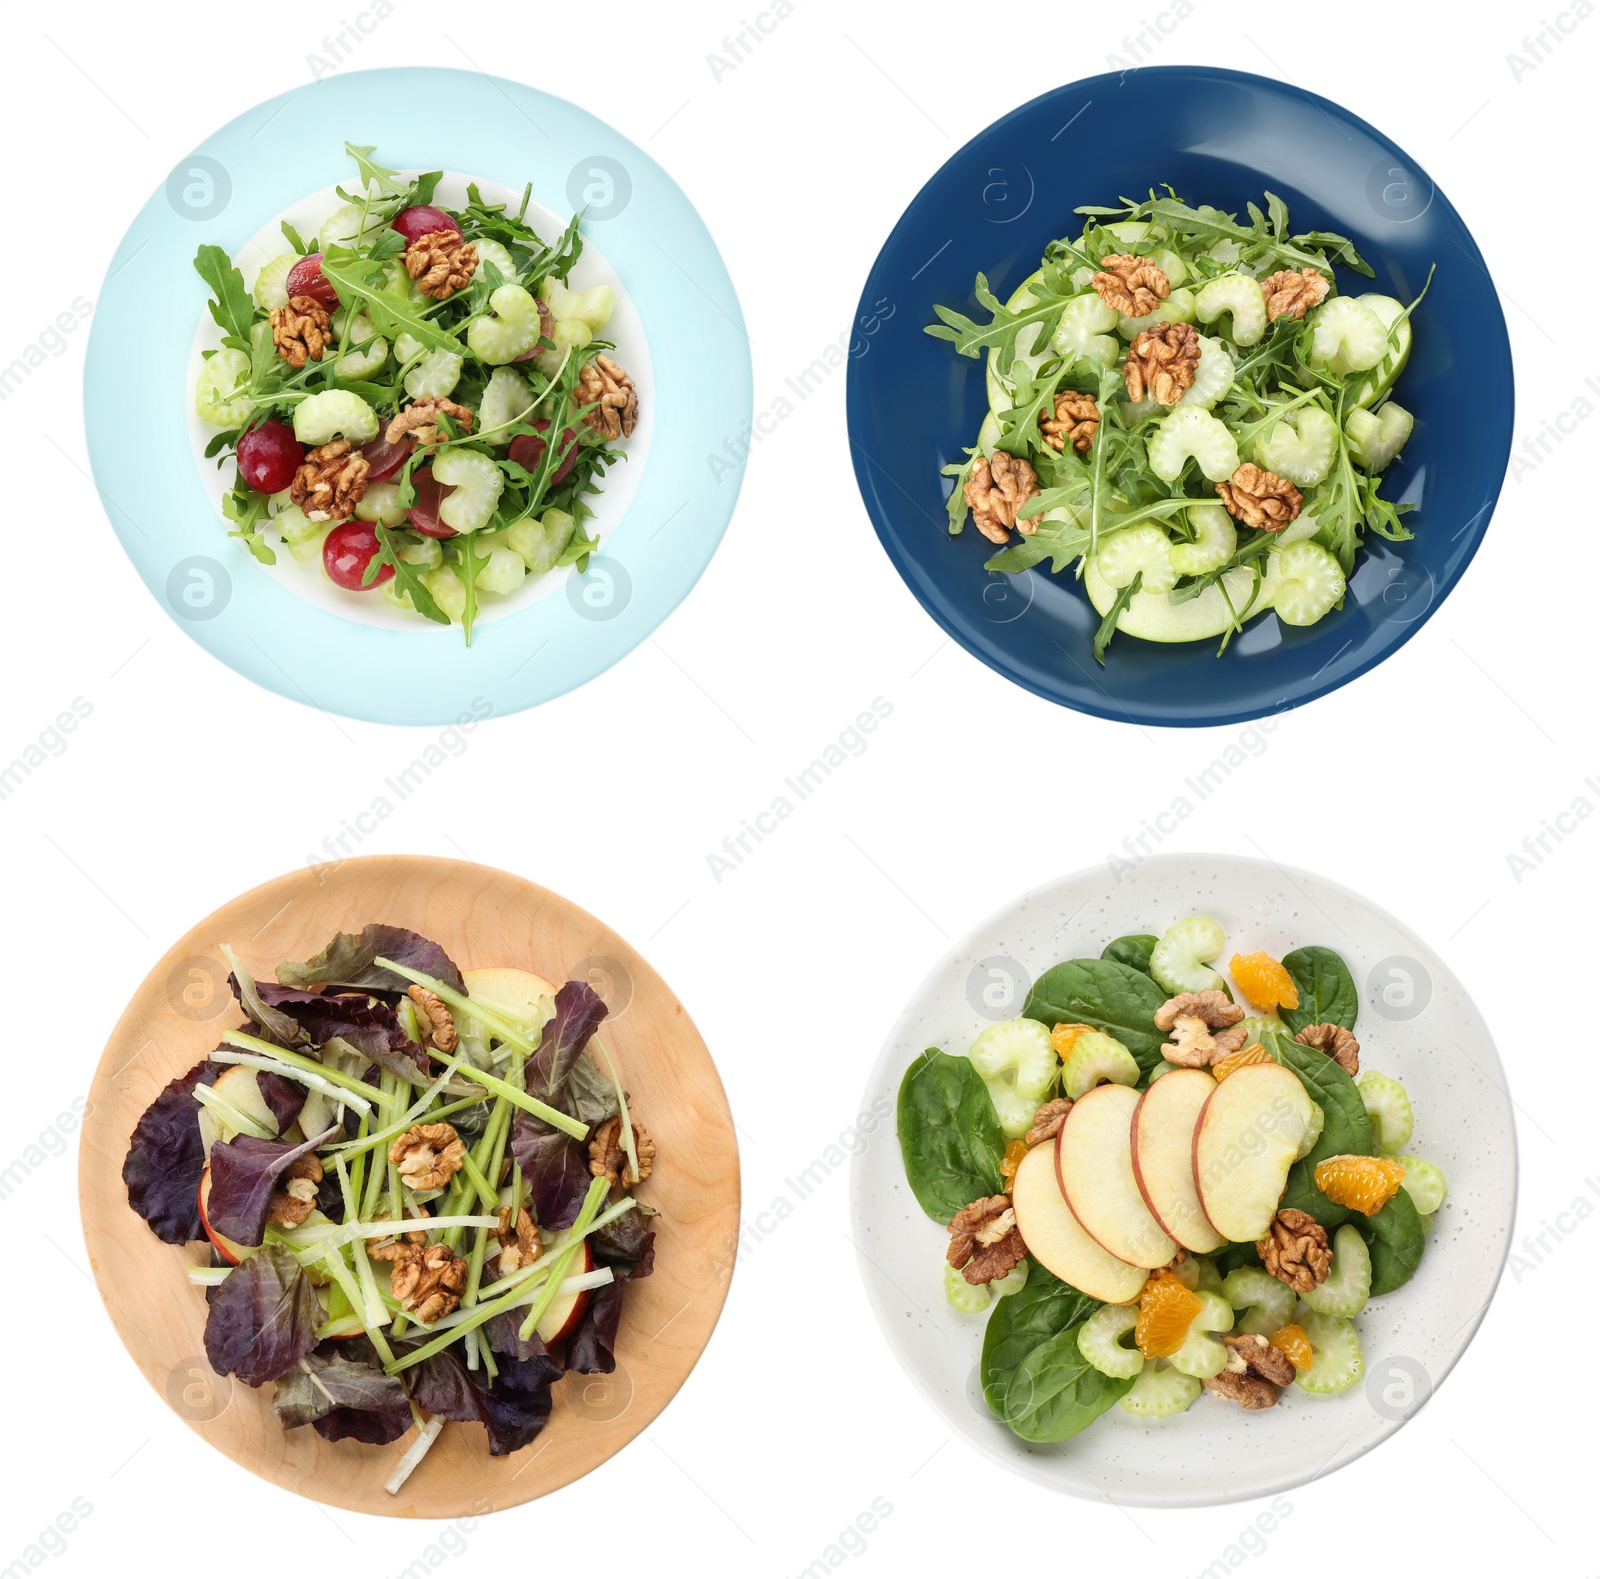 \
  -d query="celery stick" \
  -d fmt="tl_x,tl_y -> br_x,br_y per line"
327,1092 -> 484,1160
222,1030 -> 387,1104
594,1037 -> 638,1183
384,1410 -> 443,1496
518,1178 -> 608,1341
447,1061 -> 585,1137
208,1049 -> 373,1114
194,1083 -> 275,1139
